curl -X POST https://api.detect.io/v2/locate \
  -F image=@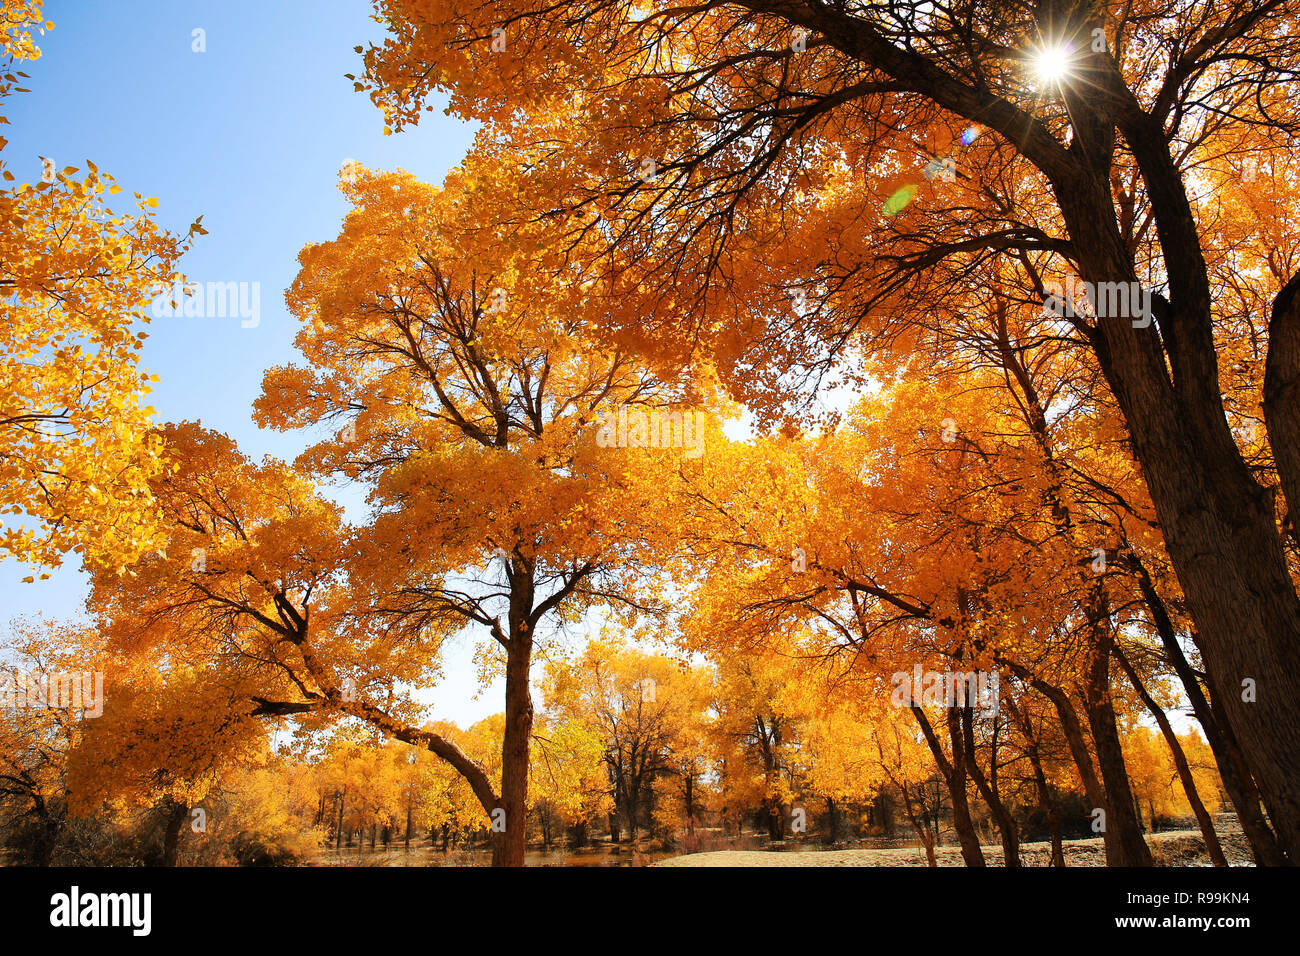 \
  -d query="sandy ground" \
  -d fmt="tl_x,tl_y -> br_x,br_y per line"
651,829 -> 1254,866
